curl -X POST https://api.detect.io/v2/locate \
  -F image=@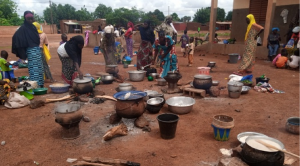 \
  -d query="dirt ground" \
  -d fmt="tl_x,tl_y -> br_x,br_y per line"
0,34 -> 299,166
